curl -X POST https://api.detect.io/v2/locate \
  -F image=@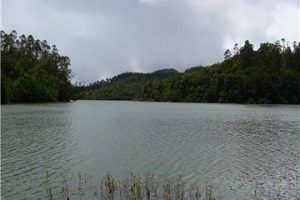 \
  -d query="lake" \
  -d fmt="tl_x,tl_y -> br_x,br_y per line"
1,100 -> 300,199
